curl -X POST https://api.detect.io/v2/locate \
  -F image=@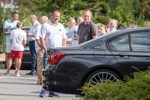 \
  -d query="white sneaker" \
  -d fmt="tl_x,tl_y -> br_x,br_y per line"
16,73 -> 21,77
